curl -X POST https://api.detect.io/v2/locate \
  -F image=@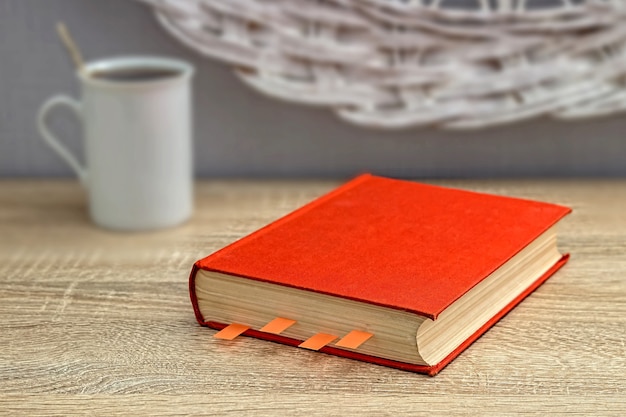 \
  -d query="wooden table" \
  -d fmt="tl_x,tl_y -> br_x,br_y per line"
1,179 -> 625,415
